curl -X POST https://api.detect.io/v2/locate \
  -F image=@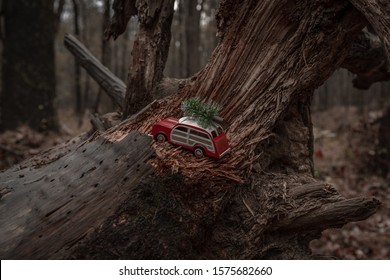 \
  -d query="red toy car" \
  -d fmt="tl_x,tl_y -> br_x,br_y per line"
151,117 -> 230,158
